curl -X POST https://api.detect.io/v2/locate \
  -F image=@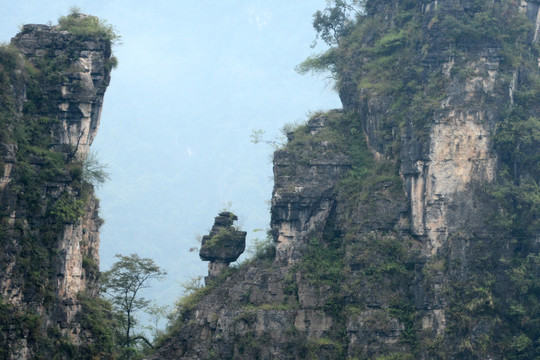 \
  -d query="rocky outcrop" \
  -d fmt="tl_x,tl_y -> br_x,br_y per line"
0,20 -> 112,359
149,114 -> 356,360
200,212 -> 246,283
12,23 -> 111,157
271,113 -> 352,265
